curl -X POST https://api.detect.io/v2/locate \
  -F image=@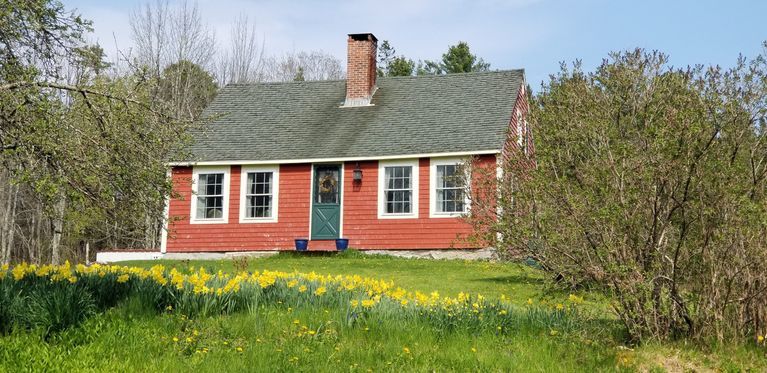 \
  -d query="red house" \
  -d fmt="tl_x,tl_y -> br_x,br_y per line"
161,33 -> 530,254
